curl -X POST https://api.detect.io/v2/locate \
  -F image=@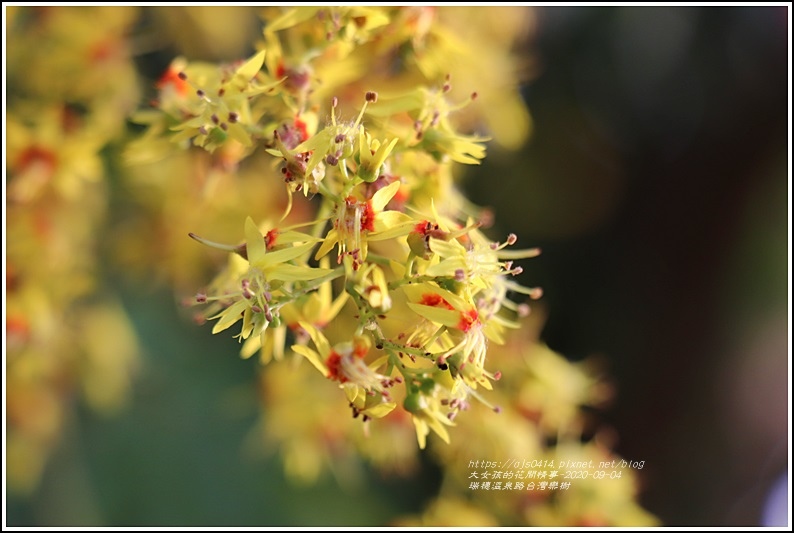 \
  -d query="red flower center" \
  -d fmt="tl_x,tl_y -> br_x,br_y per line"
457,308 -> 479,332
156,66 -> 189,96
